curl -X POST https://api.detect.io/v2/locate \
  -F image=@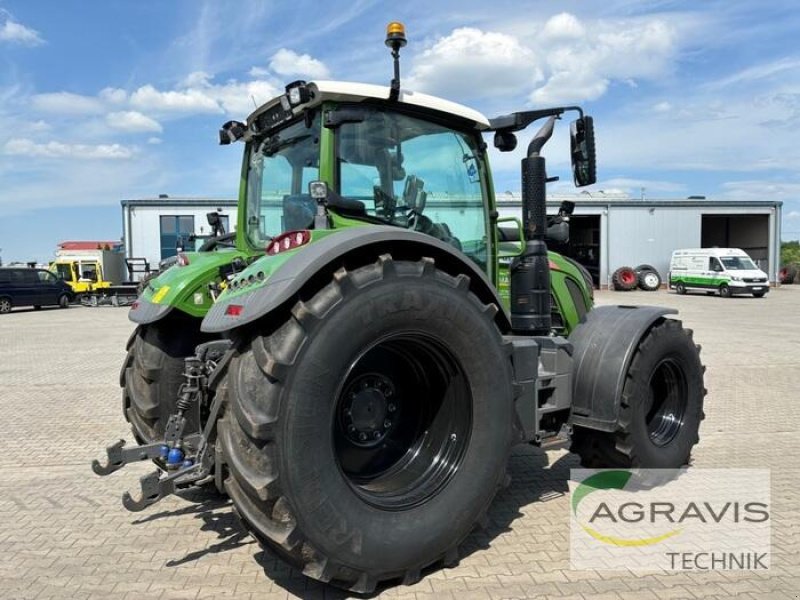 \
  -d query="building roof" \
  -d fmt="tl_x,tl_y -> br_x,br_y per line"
496,193 -> 782,209
121,197 -> 237,208
58,241 -> 122,250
